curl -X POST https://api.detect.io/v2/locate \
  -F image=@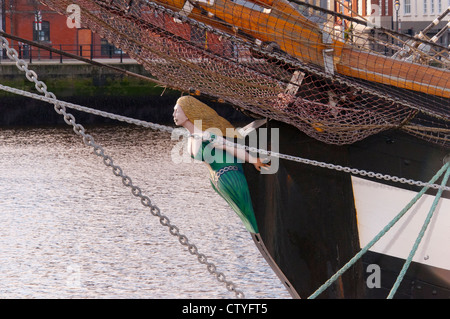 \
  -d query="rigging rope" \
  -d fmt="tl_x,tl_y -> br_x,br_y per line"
308,160 -> 450,299
1,81 -> 449,193
387,162 -> 450,298
0,35 -> 245,299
